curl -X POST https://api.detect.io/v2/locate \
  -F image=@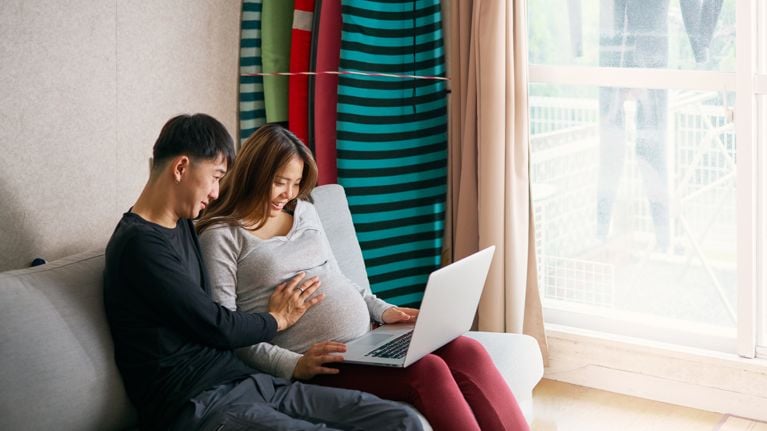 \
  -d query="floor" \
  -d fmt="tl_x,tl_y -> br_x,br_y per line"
531,379 -> 767,431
